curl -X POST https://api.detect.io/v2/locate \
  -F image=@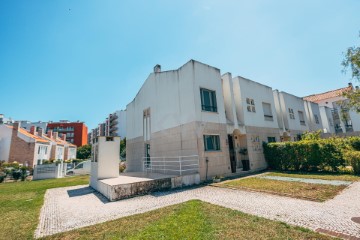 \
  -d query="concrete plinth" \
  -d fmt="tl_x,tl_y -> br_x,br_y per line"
94,172 -> 200,201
